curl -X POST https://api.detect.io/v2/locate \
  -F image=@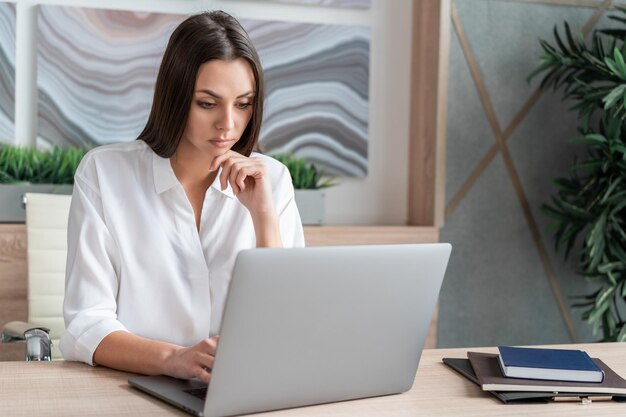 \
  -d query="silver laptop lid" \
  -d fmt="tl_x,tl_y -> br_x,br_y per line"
204,243 -> 451,417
